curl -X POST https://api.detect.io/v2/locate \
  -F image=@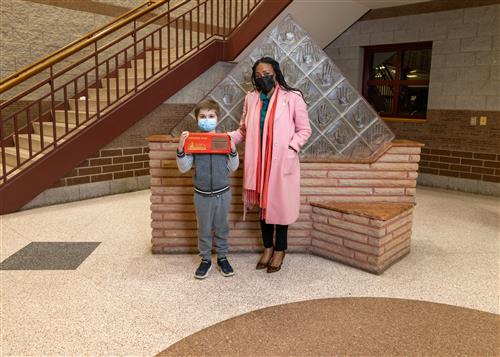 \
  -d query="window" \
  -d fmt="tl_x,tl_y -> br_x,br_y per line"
362,42 -> 432,120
